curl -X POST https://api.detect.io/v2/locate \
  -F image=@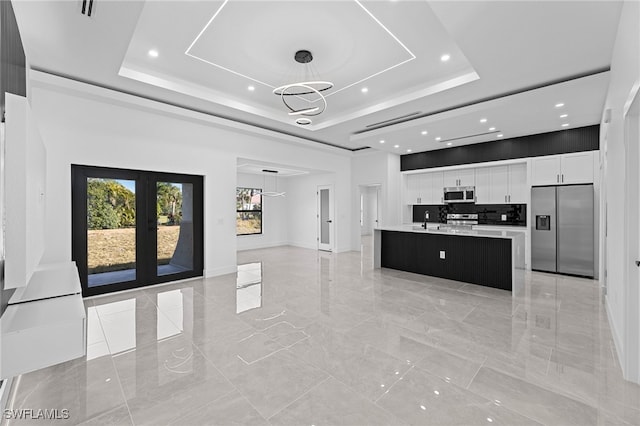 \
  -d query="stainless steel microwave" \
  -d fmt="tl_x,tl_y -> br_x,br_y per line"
443,186 -> 476,203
